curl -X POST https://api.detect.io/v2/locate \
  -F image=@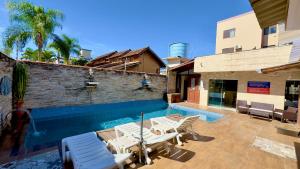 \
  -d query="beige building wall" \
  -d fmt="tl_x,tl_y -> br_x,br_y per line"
195,45 -> 292,73
199,71 -> 300,109
215,11 -> 262,54
286,0 -> 300,31
262,26 -> 280,47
